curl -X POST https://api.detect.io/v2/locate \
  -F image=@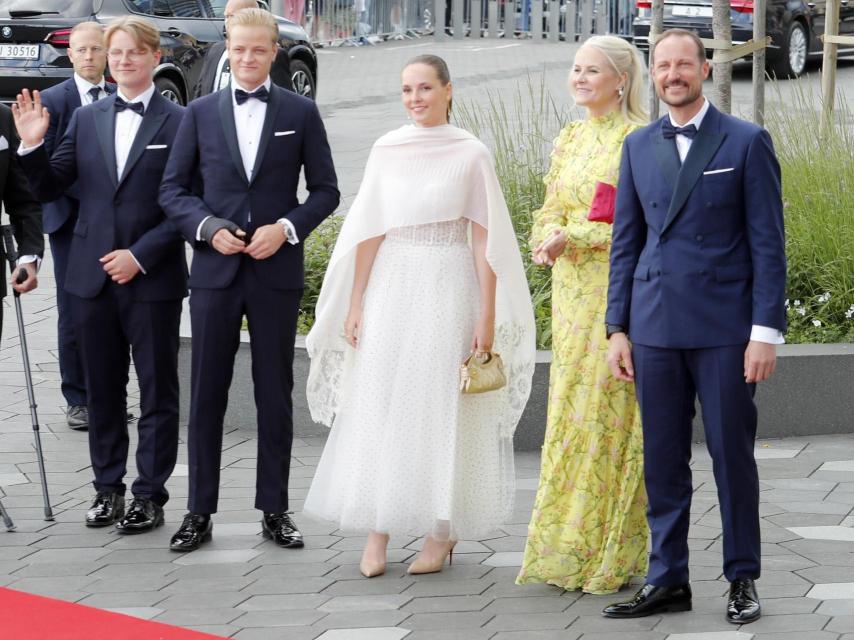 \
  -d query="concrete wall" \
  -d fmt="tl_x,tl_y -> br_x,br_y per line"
179,340 -> 854,451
